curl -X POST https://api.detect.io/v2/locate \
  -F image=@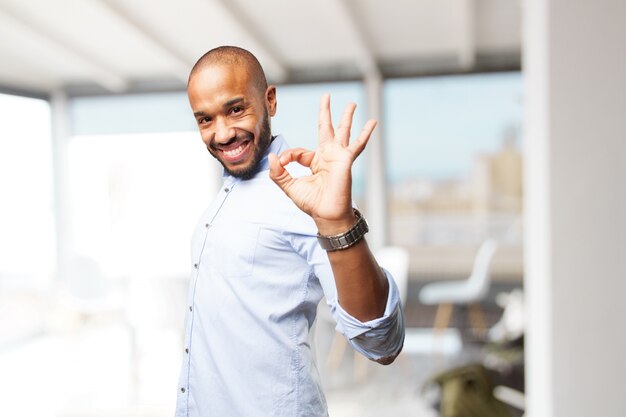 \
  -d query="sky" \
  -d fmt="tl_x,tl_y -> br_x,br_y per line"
384,72 -> 523,181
